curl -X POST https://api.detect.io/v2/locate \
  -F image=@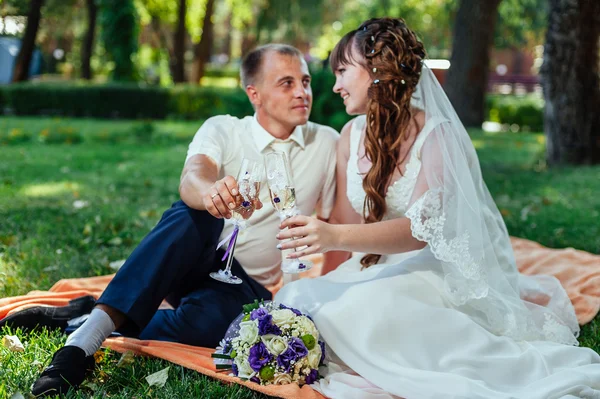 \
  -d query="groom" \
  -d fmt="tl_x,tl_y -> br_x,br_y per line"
21,44 -> 343,396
